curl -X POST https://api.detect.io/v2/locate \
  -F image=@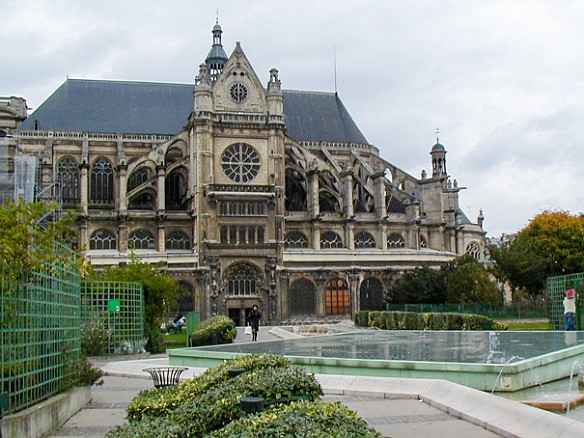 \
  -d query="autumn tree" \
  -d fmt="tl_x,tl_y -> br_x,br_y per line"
489,210 -> 584,295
